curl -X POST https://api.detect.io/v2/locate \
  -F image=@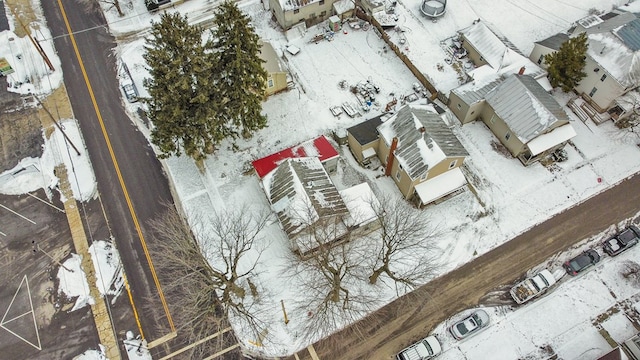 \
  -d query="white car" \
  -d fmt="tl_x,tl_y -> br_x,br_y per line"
449,309 -> 490,340
396,335 -> 441,360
